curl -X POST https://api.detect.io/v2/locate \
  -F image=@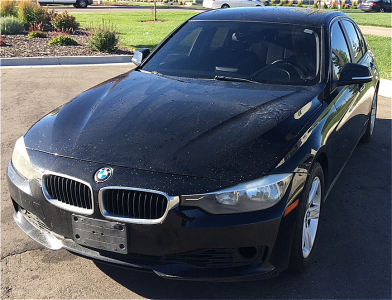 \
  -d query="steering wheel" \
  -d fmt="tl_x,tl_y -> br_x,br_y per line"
270,59 -> 306,78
